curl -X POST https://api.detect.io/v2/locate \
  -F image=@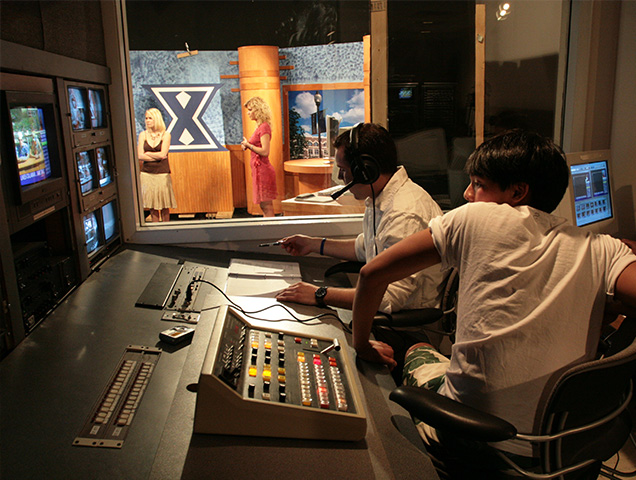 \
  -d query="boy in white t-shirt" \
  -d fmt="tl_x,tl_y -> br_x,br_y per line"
351,130 -> 636,458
